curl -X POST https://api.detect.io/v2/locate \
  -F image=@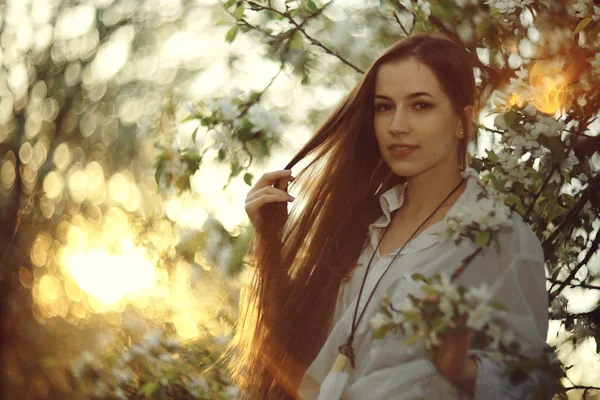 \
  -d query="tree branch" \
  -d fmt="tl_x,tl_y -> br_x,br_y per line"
549,228 -> 600,302
547,277 -> 600,291
242,2 -> 364,73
